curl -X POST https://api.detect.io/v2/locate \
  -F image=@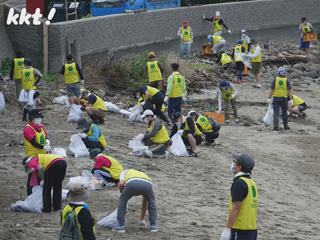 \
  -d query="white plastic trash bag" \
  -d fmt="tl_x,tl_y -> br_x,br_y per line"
67,104 -> 83,123
119,109 -> 131,117
104,102 -> 119,113
128,105 -> 143,122
53,95 -> 70,107
52,147 -> 67,158
263,104 -> 273,126
69,134 -> 89,158
98,208 -> 118,228
128,134 -> 152,157
170,133 -> 189,157
236,52 -> 251,67
65,170 -> 103,190
0,91 -> 5,111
